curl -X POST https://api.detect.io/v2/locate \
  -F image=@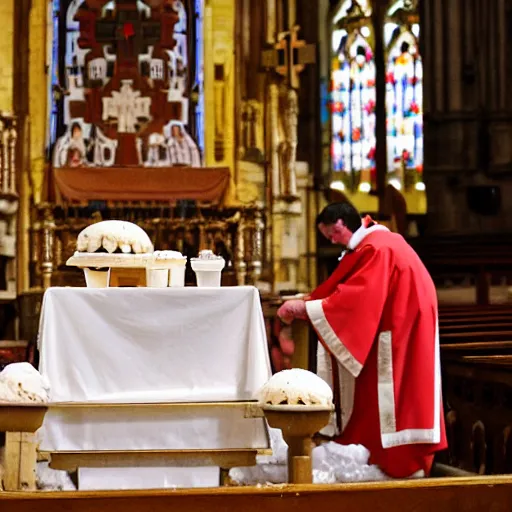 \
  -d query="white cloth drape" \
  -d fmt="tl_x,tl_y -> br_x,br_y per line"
38,286 -> 271,453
